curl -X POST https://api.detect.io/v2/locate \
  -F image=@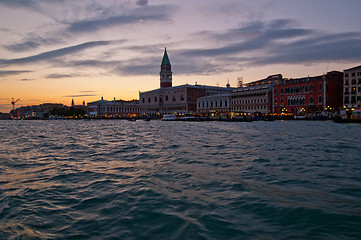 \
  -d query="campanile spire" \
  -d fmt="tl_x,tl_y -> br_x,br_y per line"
160,48 -> 172,88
